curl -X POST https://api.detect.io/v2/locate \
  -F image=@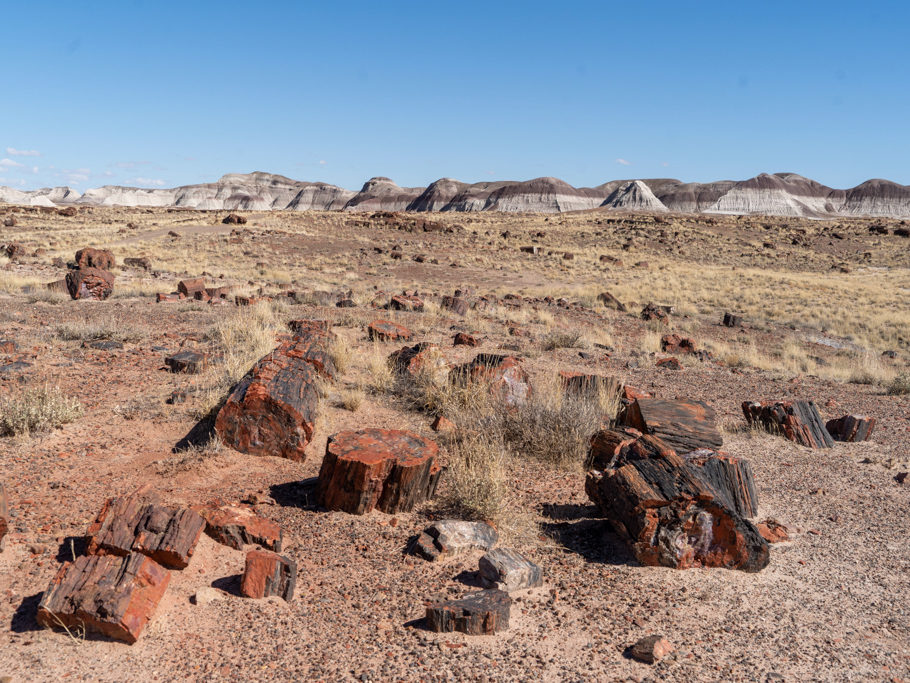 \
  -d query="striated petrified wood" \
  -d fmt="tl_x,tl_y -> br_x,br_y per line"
66,267 -> 114,300
165,350 -> 207,374
192,502 -> 283,551
240,549 -> 296,600
558,371 -> 621,399
825,414 -> 875,442
588,428 -> 675,471
282,329 -> 336,380
684,449 -> 758,518
177,277 -> 206,297
621,398 -> 722,455
585,440 -> 768,572
479,548 -> 543,592
75,247 -> 115,270
318,429 -> 441,515
288,319 -> 332,336
389,342 -> 449,383
368,320 -> 414,342
742,400 -> 834,448
425,589 -> 511,635
450,354 -> 532,407
0,482 -> 8,550
214,340 -> 320,461
86,487 -> 205,569
37,551 -> 171,644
